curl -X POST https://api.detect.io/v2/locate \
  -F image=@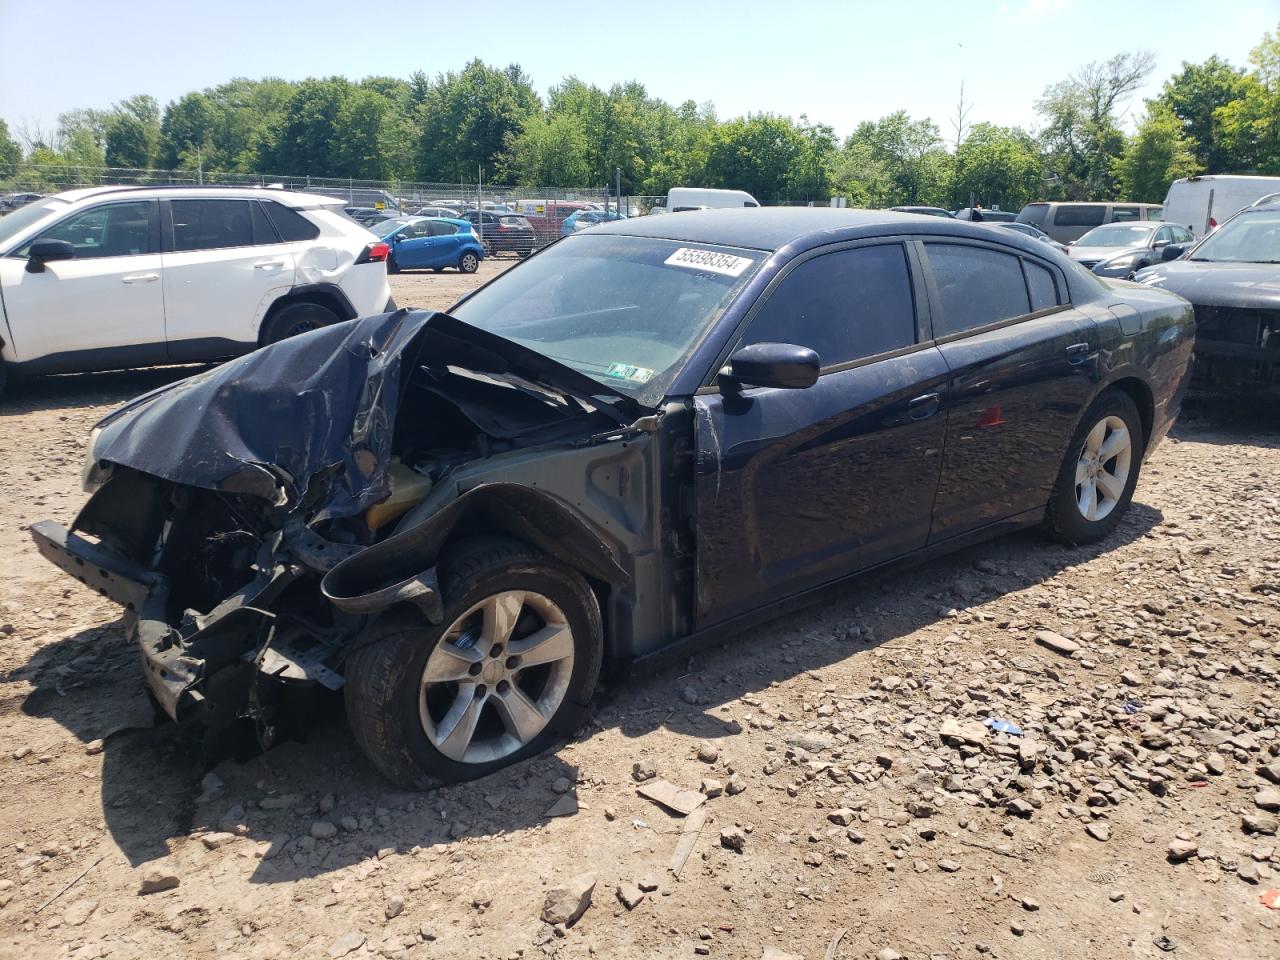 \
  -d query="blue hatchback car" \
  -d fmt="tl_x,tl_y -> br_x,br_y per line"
561,209 -> 627,237
379,216 -> 484,274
